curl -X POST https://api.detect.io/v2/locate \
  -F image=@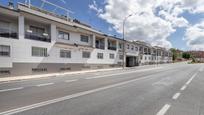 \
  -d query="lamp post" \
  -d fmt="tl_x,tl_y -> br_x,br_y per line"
156,48 -> 158,66
122,14 -> 134,69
